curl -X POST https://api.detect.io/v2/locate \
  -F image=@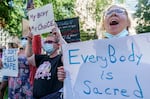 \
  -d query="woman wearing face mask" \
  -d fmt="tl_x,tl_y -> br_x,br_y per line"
42,35 -> 59,55
99,4 -> 136,39
20,37 -> 28,48
57,4 -> 136,82
26,26 -> 66,99
8,37 -> 33,99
